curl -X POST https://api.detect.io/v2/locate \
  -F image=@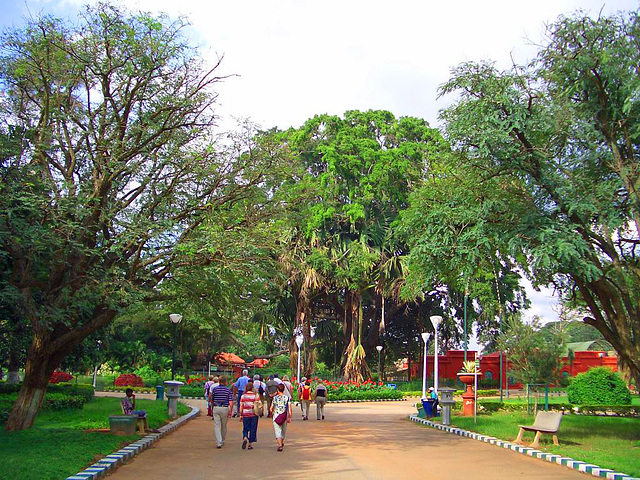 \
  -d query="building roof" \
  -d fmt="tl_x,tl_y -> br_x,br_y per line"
213,352 -> 245,364
246,358 -> 270,368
